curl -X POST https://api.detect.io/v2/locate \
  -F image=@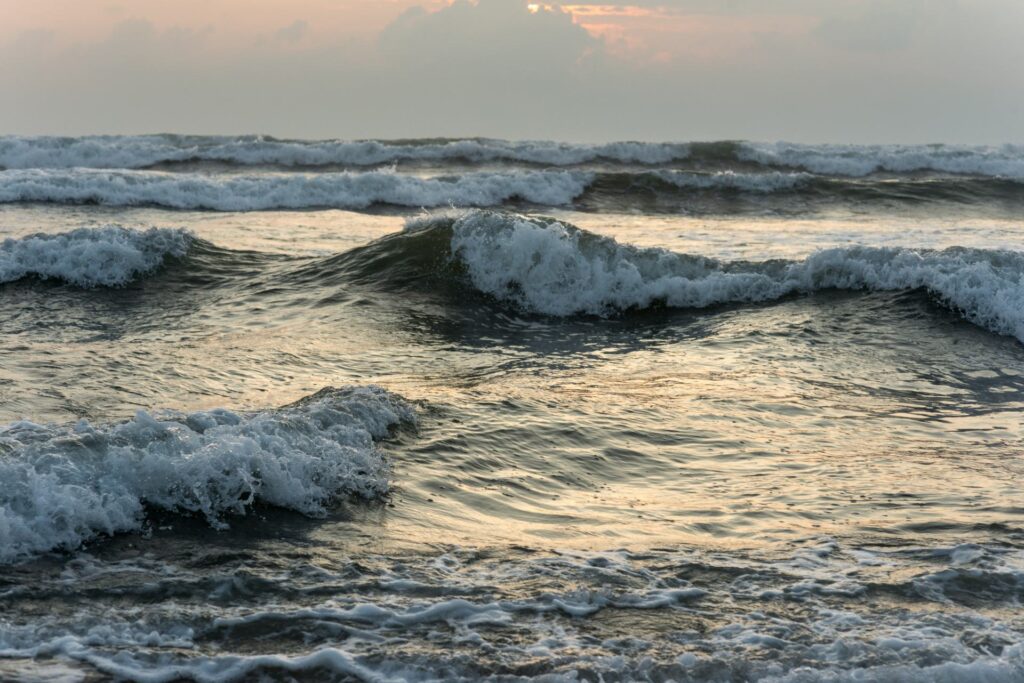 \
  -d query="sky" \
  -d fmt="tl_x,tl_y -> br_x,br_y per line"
1,0 -> 1022,143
